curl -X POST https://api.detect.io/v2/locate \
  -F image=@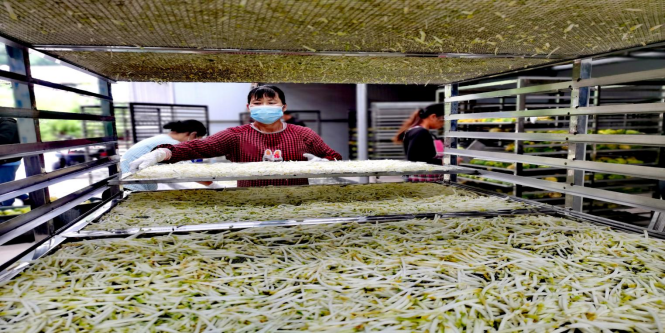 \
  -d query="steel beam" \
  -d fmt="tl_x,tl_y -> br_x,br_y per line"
444,84 -> 459,182
0,70 -> 112,101
446,148 -> 665,180
33,45 -> 568,60
446,102 -> 665,120
99,80 -> 121,197
356,84 -> 369,183
476,170 -> 665,213
446,132 -> 665,146
514,79 -> 527,197
566,59 -> 592,211
0,106 -> 114,121
449,67 -> 665,103
0,137 -> 117,160
0,158 -> 116,202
